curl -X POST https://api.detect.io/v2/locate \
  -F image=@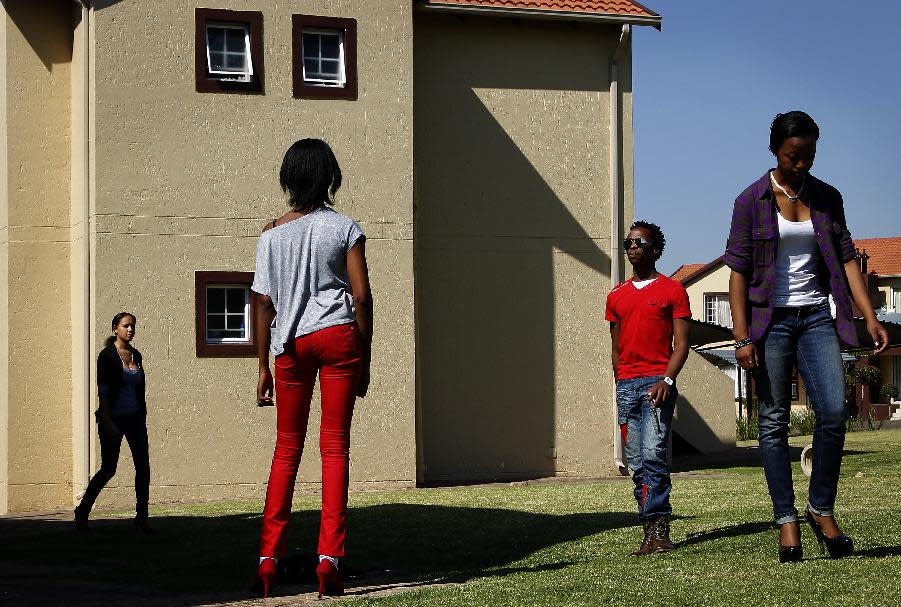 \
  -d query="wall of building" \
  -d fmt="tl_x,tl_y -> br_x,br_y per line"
682,263 -> 730,324
84,0 -> 416,510
875,276 -> 901,312
0,0 -> 74,513
672,350 -> 736,453
413,13 -> 632,481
